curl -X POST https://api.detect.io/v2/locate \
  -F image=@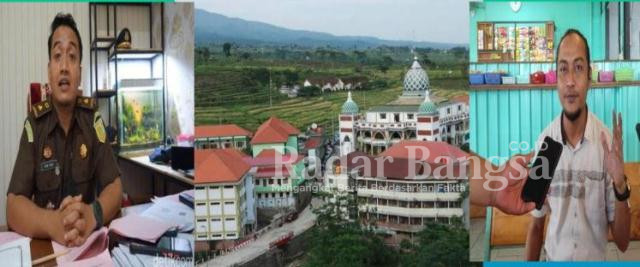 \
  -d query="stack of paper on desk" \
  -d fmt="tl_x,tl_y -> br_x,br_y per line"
109,214 -> 174,243
0,232 -> 31,267
61,249 -> 113,267
111,243 -> 192,267
51,227 -> 112,266
111,190 -> 193,244
141,196 -> 194,232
